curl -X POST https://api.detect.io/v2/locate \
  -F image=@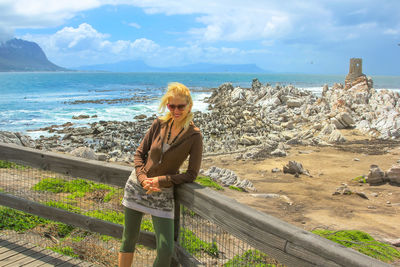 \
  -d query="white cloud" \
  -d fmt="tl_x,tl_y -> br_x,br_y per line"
128,22 -> 141,29
0,0 -> 100,33
13,0 -> 100,16
384,28 -> 399,35
20,23 -> 160,67
53,23 -> 109,50
3,0 -> 400,71
3,0 -> 400,45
